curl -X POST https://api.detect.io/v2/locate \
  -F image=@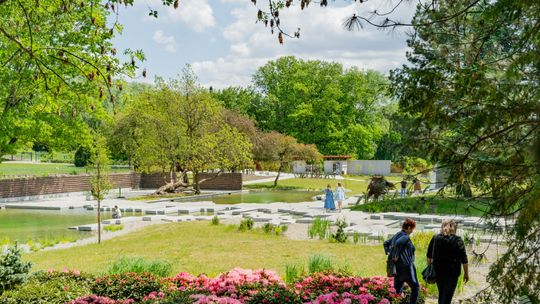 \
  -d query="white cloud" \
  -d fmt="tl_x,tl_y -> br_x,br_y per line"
144,0 -> 216,32
153,30 -> 177,53
192,2 -> 414,88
